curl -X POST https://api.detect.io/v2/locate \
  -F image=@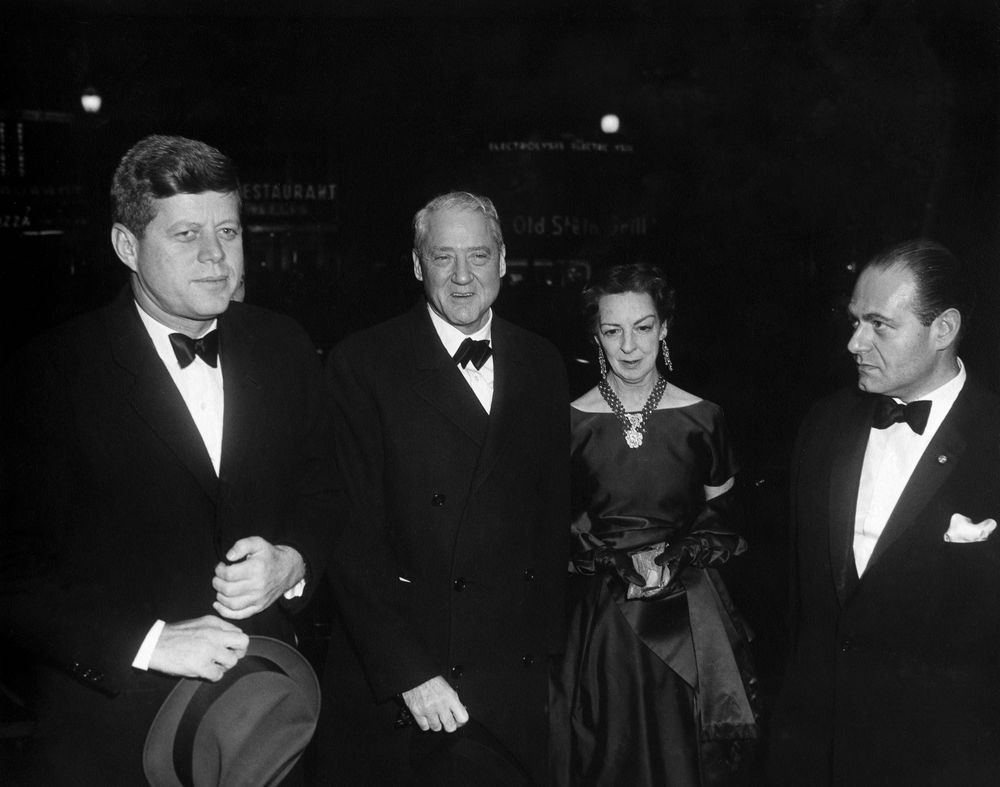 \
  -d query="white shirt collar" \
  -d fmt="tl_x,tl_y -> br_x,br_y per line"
892,357 -> 966,437
426,304 -> 493,358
